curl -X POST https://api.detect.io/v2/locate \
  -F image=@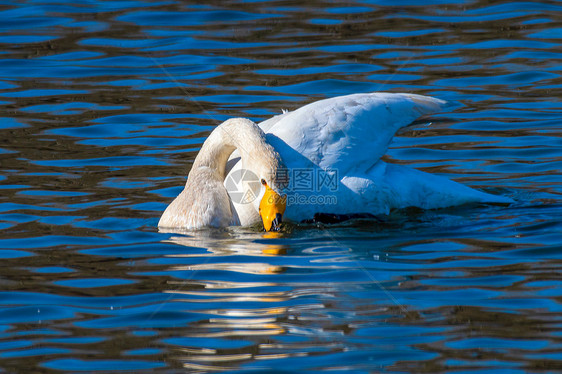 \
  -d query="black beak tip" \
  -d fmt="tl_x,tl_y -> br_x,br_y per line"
270,213 -> 283,232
